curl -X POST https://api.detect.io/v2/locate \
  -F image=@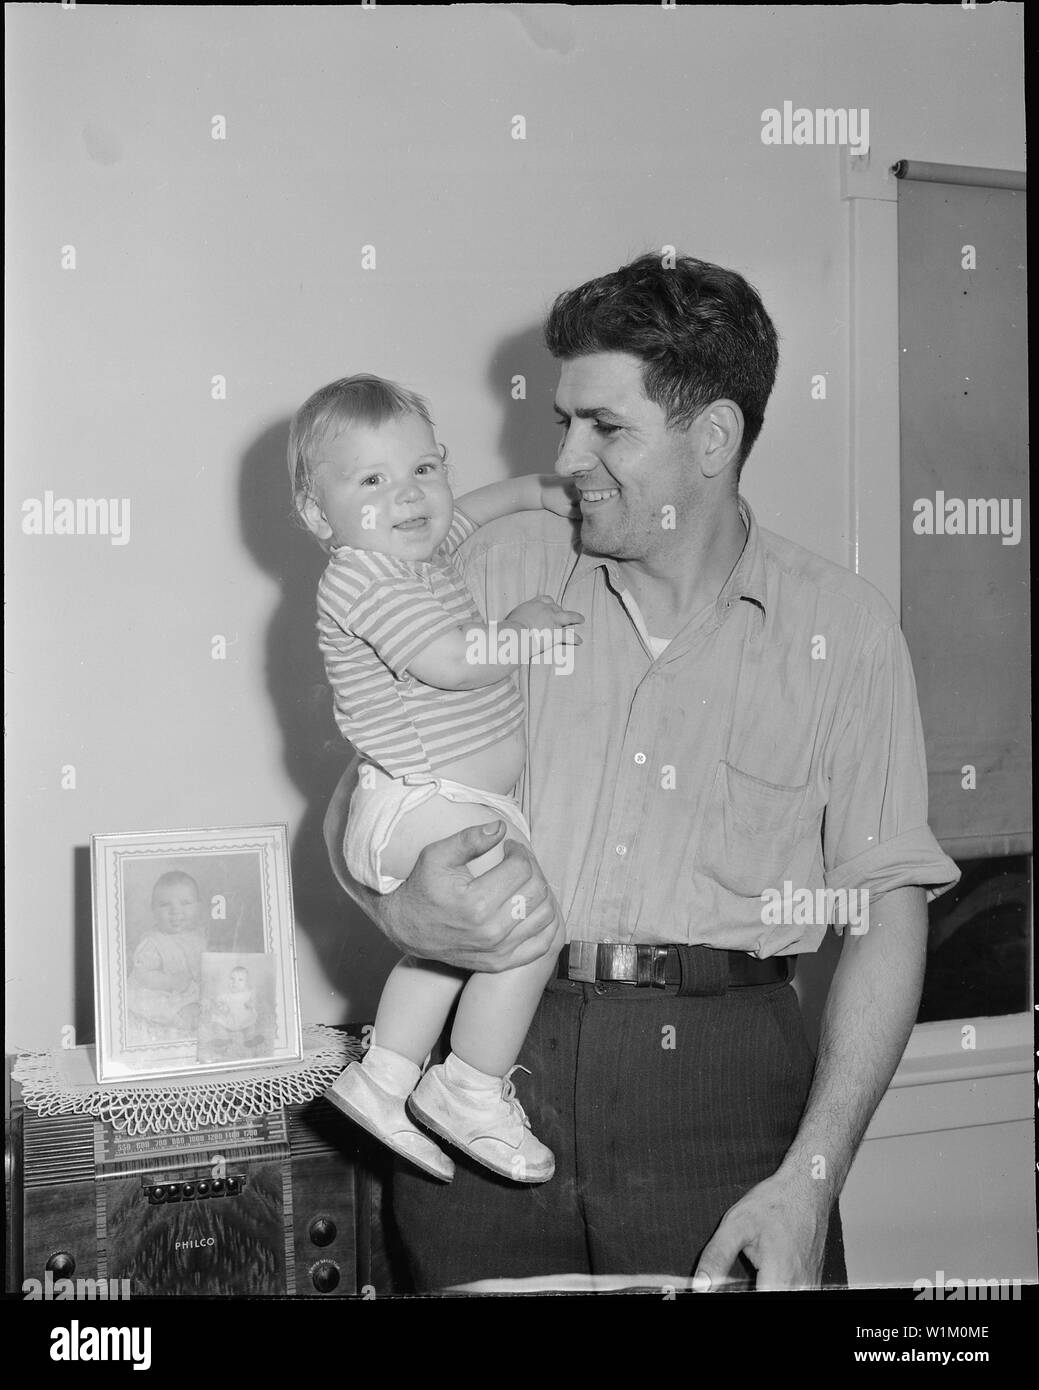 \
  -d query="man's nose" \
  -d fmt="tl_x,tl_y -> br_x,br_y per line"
555,428 -> 596,478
